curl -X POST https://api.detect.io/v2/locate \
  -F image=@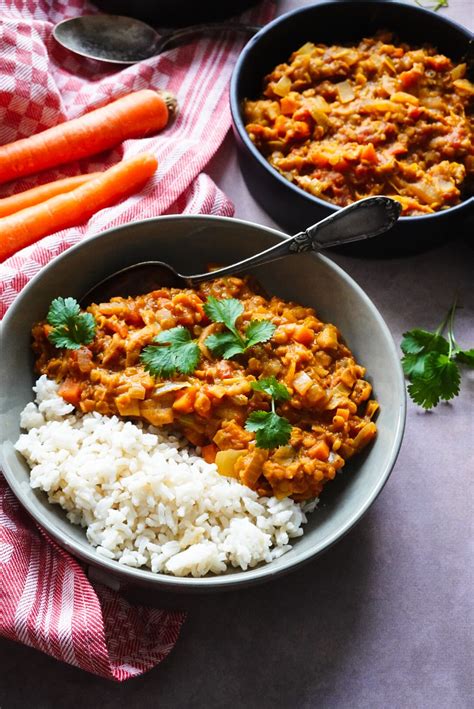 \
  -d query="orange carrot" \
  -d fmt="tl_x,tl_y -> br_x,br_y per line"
201,443 -> 218,464
58,378 -> 82,407
172,388 -> 197,415
0,90 -> 175,185
0,154 -> 158,262
0,172 -> 101,218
